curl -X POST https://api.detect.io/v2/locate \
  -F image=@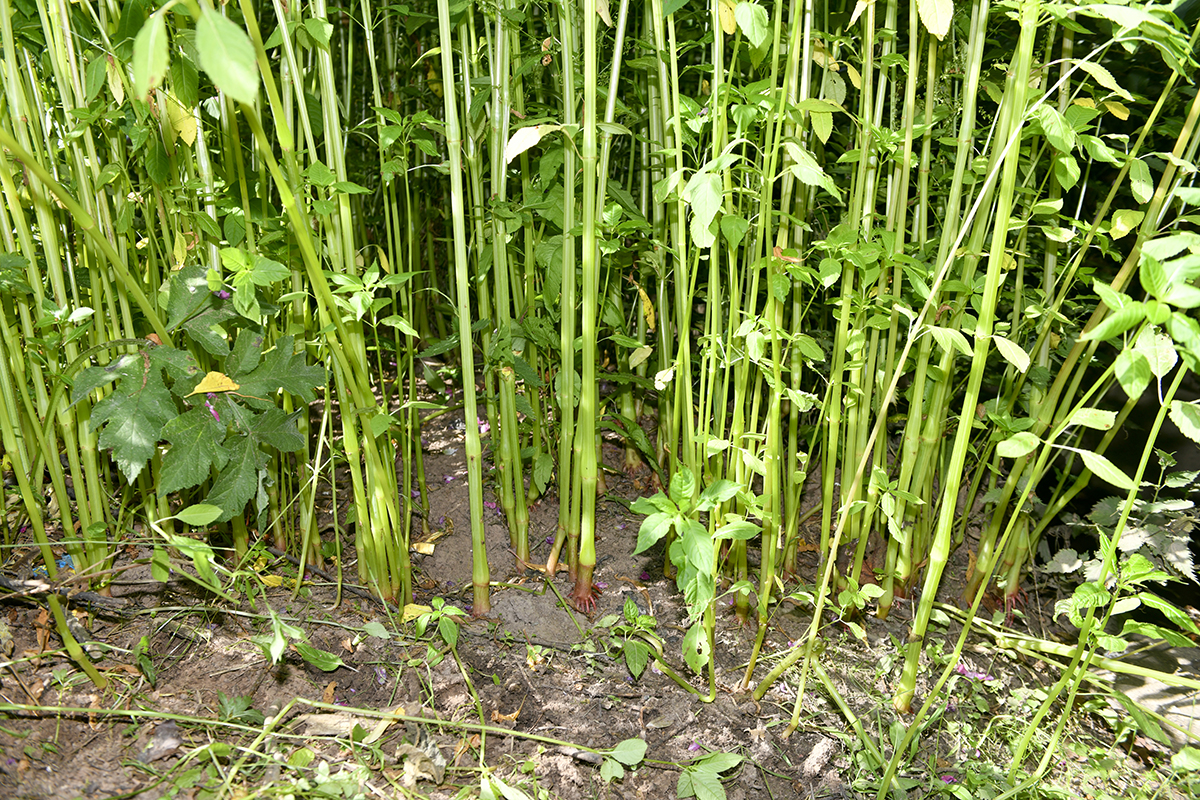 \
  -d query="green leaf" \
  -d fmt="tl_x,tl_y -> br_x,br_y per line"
928,325 -> 972,358
694,752 -> 744,773
609,738 -> 648,767
669,467 -> 696,507
683,172 -> 722,249
249,254 -> 291,286
205,437 -> 267,523
1079,450 -> 1135,491
162,530 -> 221,591
991,334 -> 1029,373
698,479 -> 739,510
1114,348 -> 1151,400
1172,747 -> 1200,772
681,622 -> 709,676
997,431 -> 1039,459
720,214 -> 749,250
624,638 -> 649,679
633,512 -> 675,555
362,620 -> 391,640
714,518 -> 760,541
90,356 -> 177,482
132,13 -> 169,100
294,642 -> 345,672
1128,157 -> 1153,204
160,407 -> 230,494
600,758 -> 624,783
439,615 -> 459,648
1067,408 -> 1116,431
734,2 -> 770,49
1168,401 -> 1200,445
1032,105 -> 1076,153
303,17 -> 334,47
196,10 -> 259,106
1074,59 -> 1132,101
235,335 -> 325,402
251,407 -> 307,453
783,141 -> 839,198
175,504 -> 223,526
